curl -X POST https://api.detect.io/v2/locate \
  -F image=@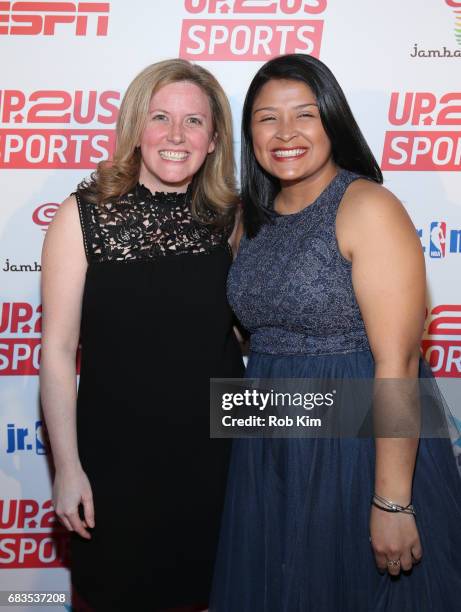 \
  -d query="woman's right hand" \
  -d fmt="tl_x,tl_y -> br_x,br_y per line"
52,466 -> 95,539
